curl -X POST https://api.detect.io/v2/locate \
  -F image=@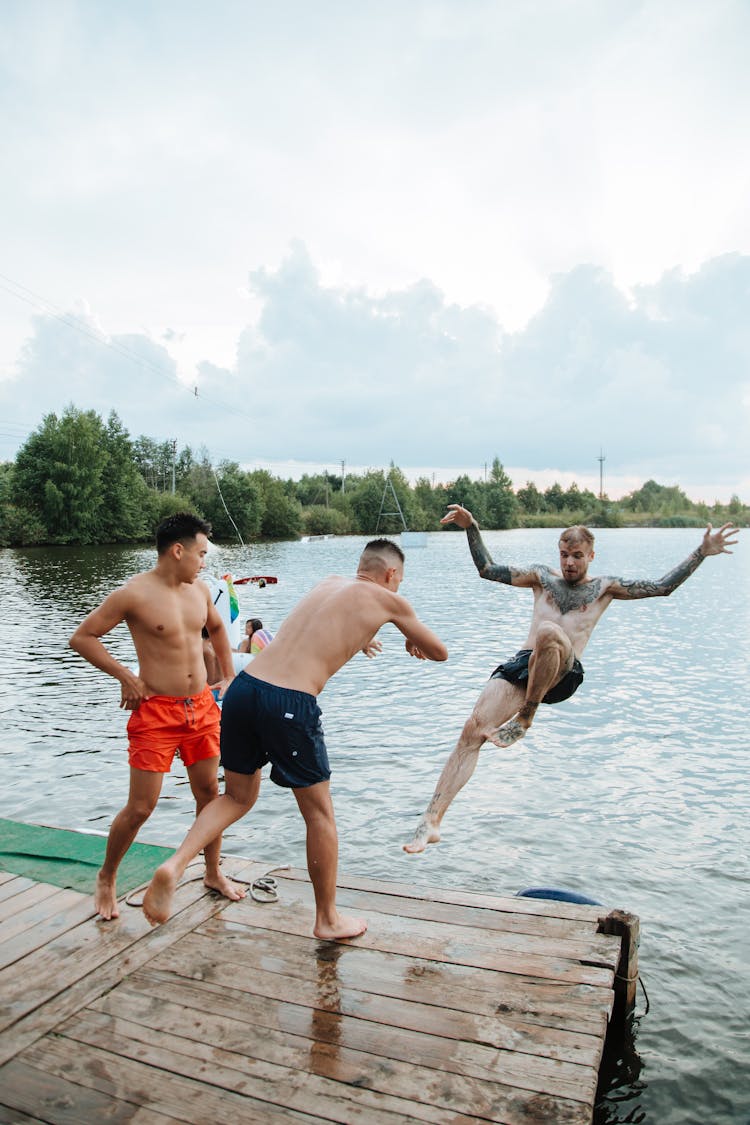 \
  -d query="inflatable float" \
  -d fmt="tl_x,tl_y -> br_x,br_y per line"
201,572 -> 250,674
